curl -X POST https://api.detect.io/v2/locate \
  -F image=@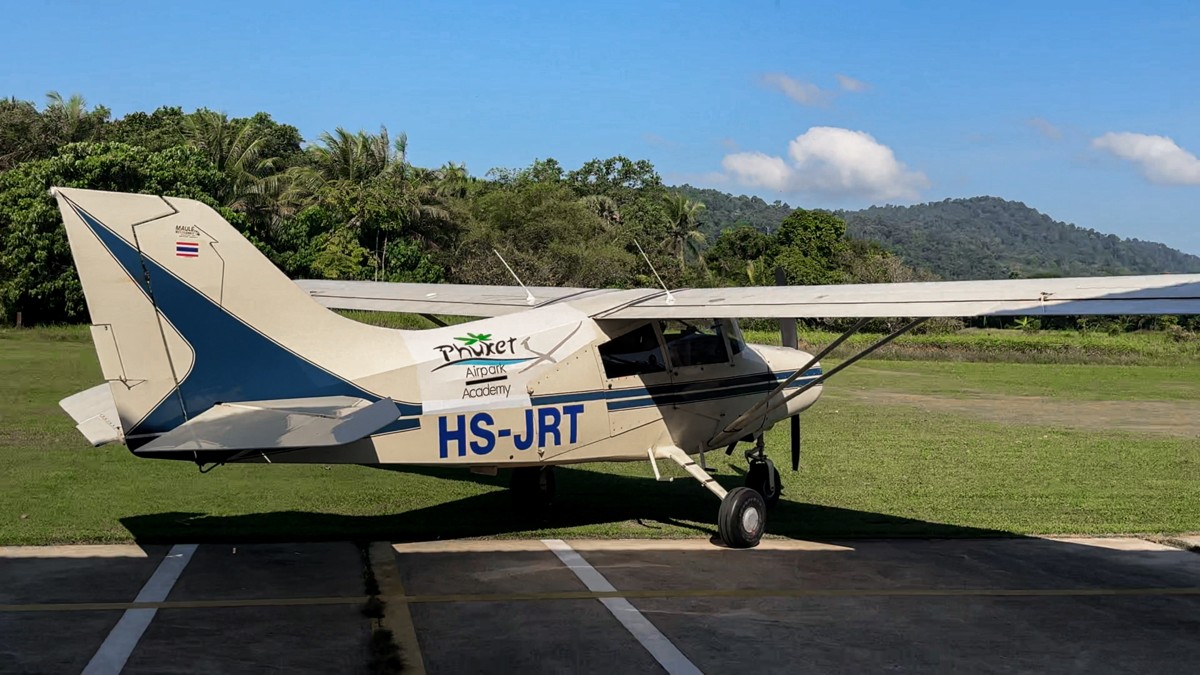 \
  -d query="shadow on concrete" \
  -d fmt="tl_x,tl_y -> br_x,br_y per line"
120,465 -> 1017,544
